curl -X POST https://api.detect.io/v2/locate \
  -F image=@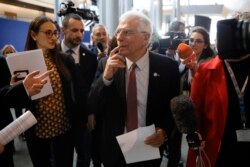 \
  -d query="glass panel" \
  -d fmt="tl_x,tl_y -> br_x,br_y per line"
180,0 -> 224,5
